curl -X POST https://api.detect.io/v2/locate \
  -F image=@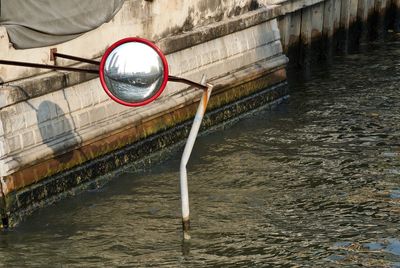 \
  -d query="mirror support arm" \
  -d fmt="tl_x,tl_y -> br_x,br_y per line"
0,59 -> 99,74
168,76 -> 208,90
52,52 -> 101,66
